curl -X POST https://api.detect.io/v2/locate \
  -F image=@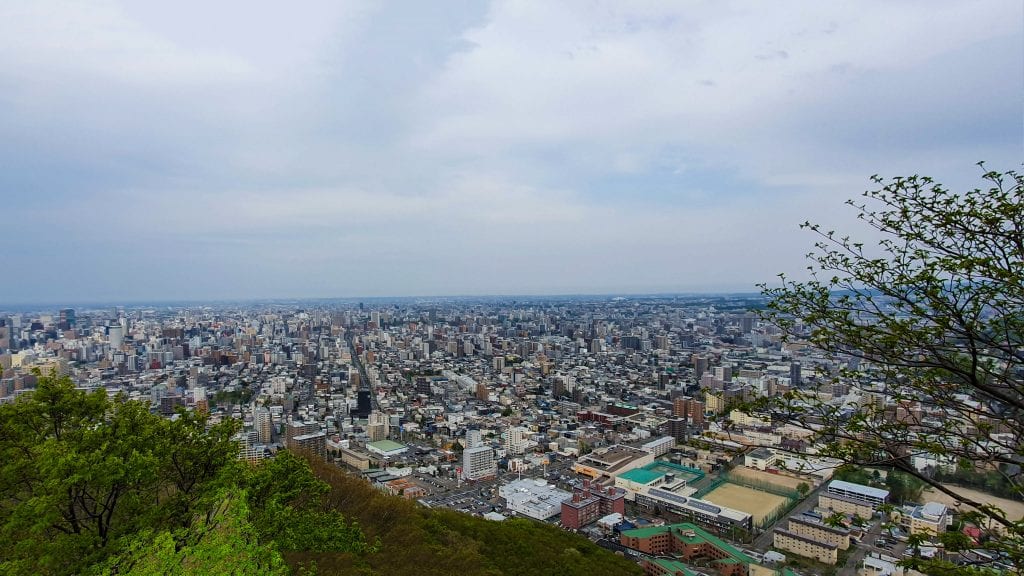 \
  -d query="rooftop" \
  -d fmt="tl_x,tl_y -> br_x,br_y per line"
368,439 -> 407,452
619,468 -> 663,485
828,479 -> 889,500
648,558 -> 698,576
622,522 -> 755,565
